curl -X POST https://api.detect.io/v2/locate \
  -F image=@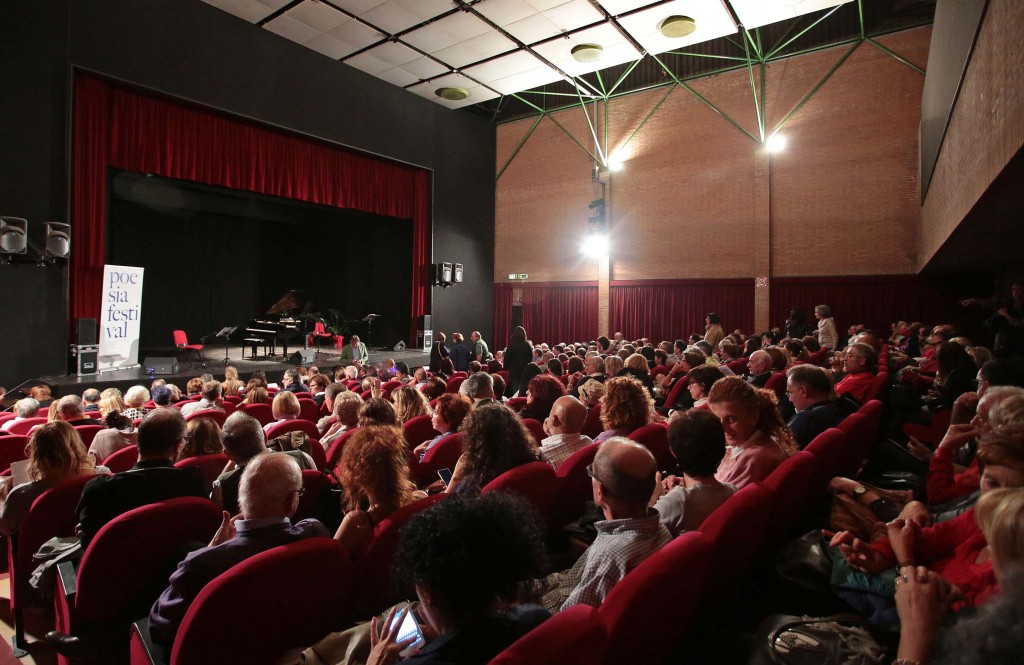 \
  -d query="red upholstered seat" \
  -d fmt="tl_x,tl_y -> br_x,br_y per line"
184,409 -> 226,427
402,414 -> 440,450
727,357 -> 749,374
803,427 -> 851,481
264,419 -> 320,440
838,399 -> 884,476
306,438 -> 326,470
380,380 -> 402,400
73,424 -> 105,447
506,396 -> 527,411
698,483 -> 774,579
156,538 -> 353,665
0,413 -> 16,426
359,389 -> 372,400
0,435 -> 29,473
488,604 -> 606,664
239,402 -> 273,426
55,497 -> 222,664
865,371 -> 889,402
104,445 -> 139,473
520,418 -> 546,445
414,432 -> 464,486
598,531 -> 712,664
293,469 -> 340,526
660,377 -> 689,413
325,428 -> 360,470
350,494 -> 446,617
548,443 -> 600,530
580,403 -> 603,439
174,453 -> 229,494
223,395 -> 241,405
627,422 -> 672,470
497,370 -> 509,384
293,392 -> 314,400
298,398 -> 319,422
764,371 -> 788,400
762,451 -> 821,546
6,416 -> 48,435
809,347 -> 830,367
481,461 -> 558,519
903,407 -> 952,448
446,376 -> 465,393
